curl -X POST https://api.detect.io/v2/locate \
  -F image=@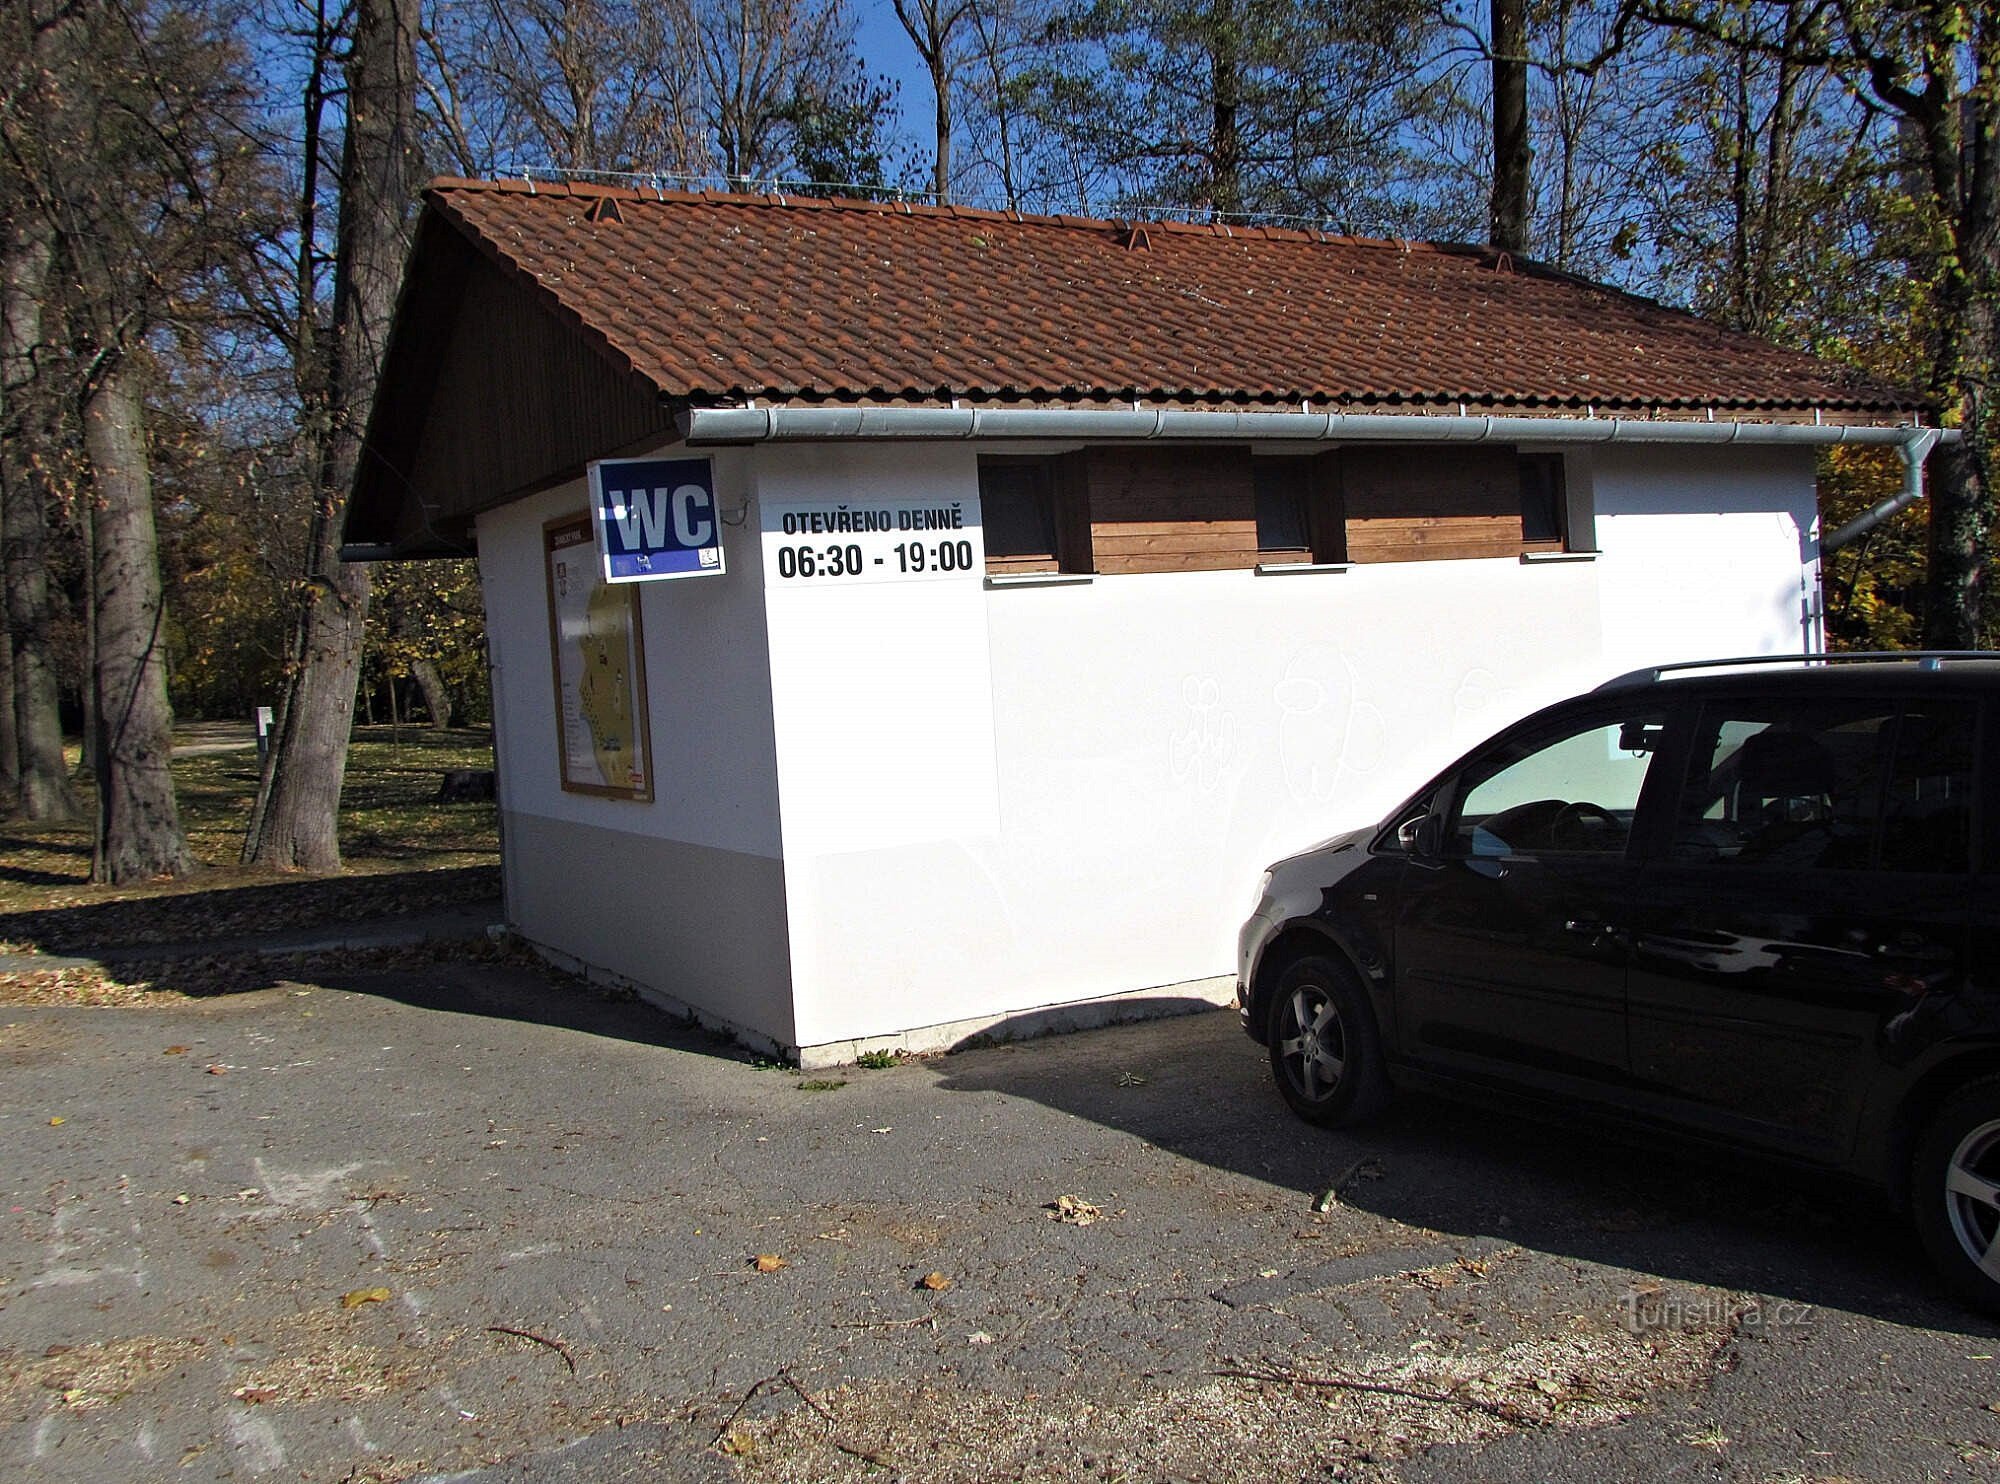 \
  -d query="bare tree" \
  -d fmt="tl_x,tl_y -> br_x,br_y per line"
0,206 -> 81,821
894,0 -> 972,201
0,0 -> 268,879
420,0 -> 708,174
668,0 -> 861,183
245,0 -> 424,872
1033,0 -> 1444,227
956,0 -> 1107,210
